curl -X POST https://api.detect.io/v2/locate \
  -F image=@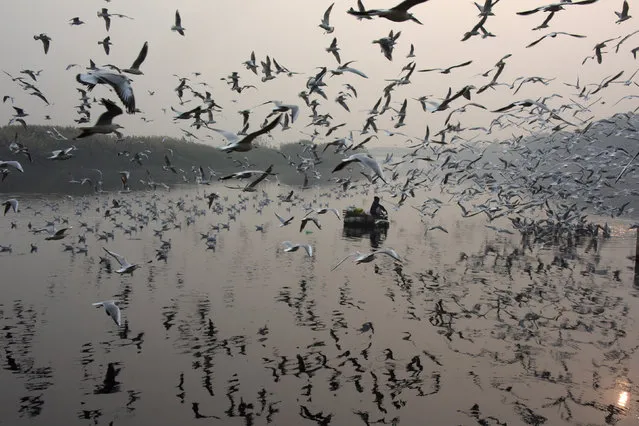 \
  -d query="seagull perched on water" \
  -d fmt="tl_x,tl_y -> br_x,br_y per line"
92,301 -> 121,327
331,248 -> 402,271
213,115 -> 281,153
333,153 -> 387,183
123,41 -> 148,75
281,241 -> 313,257
2,199 -> 18,215
33,34 -> 51,54
103,247 -> 140,274
76,70 -> 135,113
74,98 -> 124,139
348,0 -> 430,23
172,10 -> 186,35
